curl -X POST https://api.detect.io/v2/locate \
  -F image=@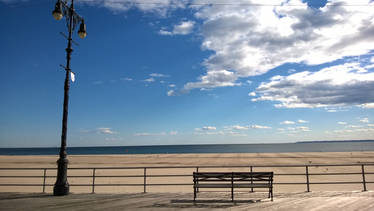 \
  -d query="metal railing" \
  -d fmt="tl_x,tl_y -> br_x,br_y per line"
0,163 -> 373,193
